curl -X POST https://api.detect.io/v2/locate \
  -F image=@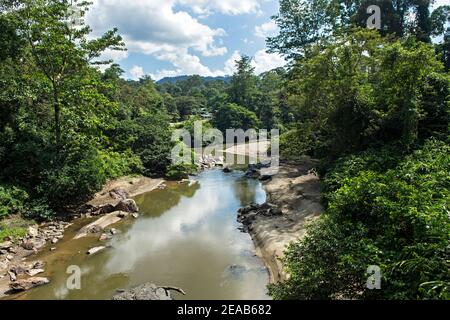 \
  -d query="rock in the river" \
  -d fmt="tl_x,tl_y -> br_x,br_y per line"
27,268 -> 44,276
94,203 -> 116,216
87,246 -> 106,255
31,261 -> 45,269
8,271 -> 16,282
99,233 -> 111,241
9,277 -> 49,291
114,199 -> 139,213
112,283 -> 173,300
132,213 -> 139,219
259,175 -> 272,182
